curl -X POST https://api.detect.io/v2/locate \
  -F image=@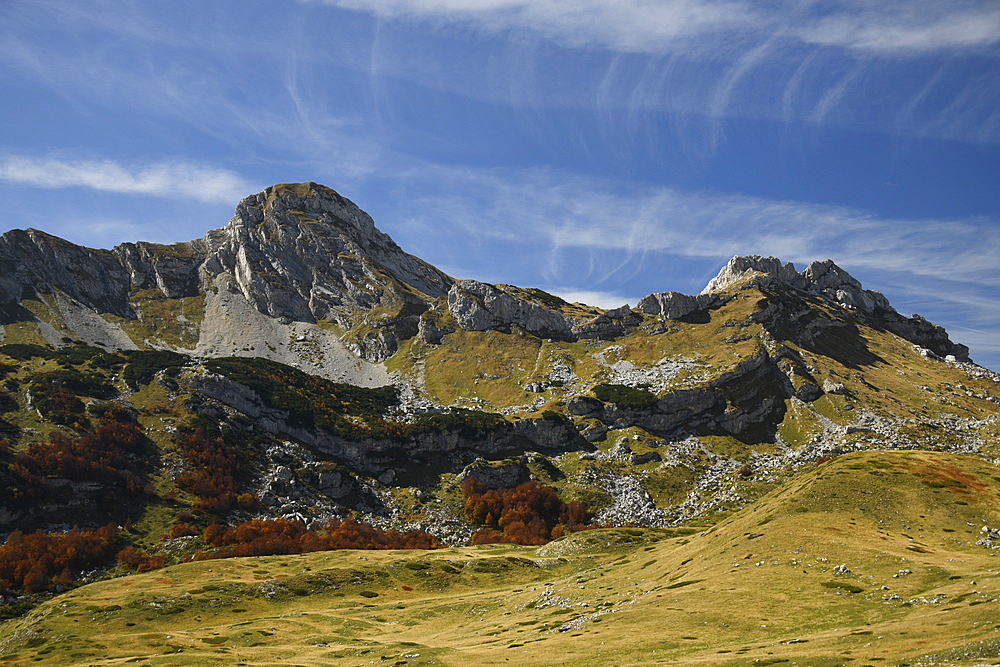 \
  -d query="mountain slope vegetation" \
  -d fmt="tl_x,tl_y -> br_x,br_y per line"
0,183 -> 997,663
